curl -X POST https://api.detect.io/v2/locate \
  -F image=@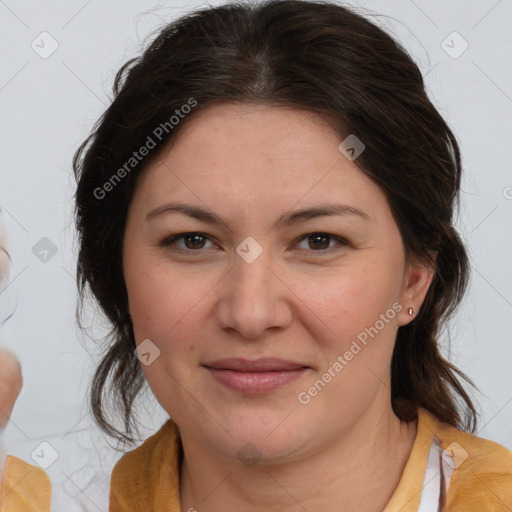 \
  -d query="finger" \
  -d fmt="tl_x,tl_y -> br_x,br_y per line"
0,349 -> 23,429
